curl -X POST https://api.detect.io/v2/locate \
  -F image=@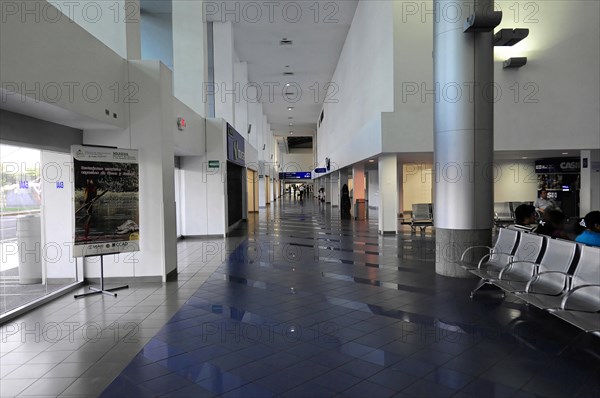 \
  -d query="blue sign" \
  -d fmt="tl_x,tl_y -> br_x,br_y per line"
314,168 -> 327,173
279,172 -> 312,180
226,124 -> 245,167
56,181 -> 64,189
